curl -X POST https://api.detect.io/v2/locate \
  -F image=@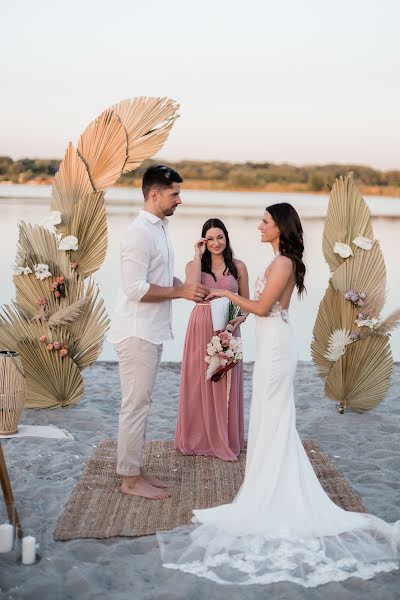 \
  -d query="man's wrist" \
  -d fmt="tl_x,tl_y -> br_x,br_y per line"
172,285 -> 184,299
